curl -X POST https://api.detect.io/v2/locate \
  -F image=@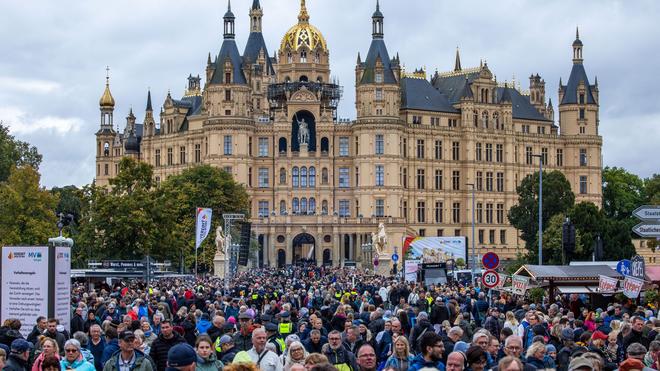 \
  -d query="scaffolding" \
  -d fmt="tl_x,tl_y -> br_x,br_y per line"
268,81 -> 343,112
